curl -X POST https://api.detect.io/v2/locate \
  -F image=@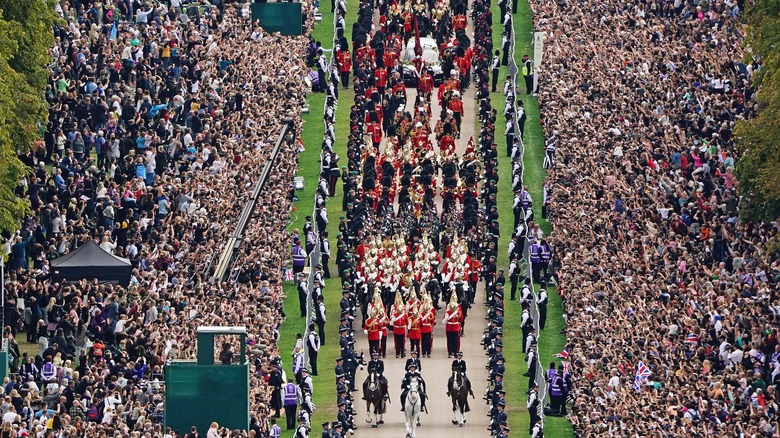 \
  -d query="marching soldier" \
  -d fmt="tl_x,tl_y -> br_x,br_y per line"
420,298 -> 435,358
443,294 -> 463,358
363,307 -> 382,355
390,292 -> 408,358
407,307 -> 422,355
